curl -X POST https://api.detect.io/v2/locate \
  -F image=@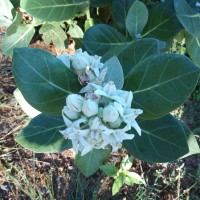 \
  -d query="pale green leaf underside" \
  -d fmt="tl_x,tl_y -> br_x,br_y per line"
174,0 -> 200,37
75,148 -> 110,176
21,0 -> 89,22
186,32 -> 200,67
123,114 -> 191,162
124,53 -> 200,119
40,24 -> 67,50
15,114 -> 72,153
103,56 -> 124,89
126,0 -> 148,38
1,25 -> 35,56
